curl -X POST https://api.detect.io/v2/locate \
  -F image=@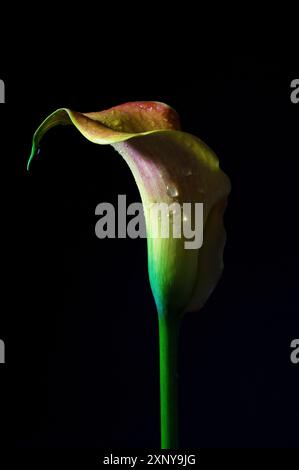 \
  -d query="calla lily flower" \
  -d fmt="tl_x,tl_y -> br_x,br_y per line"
28,101 -> 231,449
